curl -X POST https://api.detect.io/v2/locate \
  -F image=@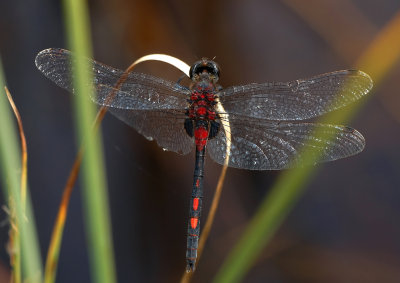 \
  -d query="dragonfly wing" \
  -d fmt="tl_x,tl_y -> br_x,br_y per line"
218,70 -> 373,120
207,117 -> 365,170
109,108 -> 194,155
35,48 -> 190,110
